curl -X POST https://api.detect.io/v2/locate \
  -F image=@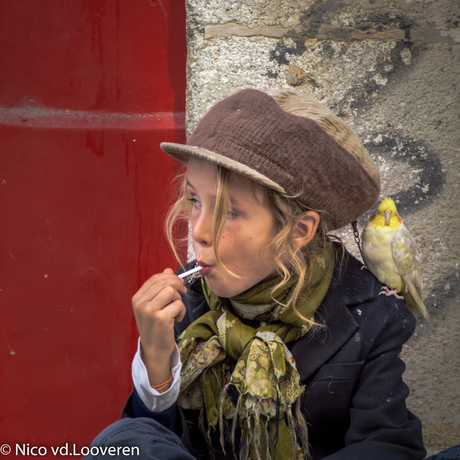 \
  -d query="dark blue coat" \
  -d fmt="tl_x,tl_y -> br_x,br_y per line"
125,252 -> 426,460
